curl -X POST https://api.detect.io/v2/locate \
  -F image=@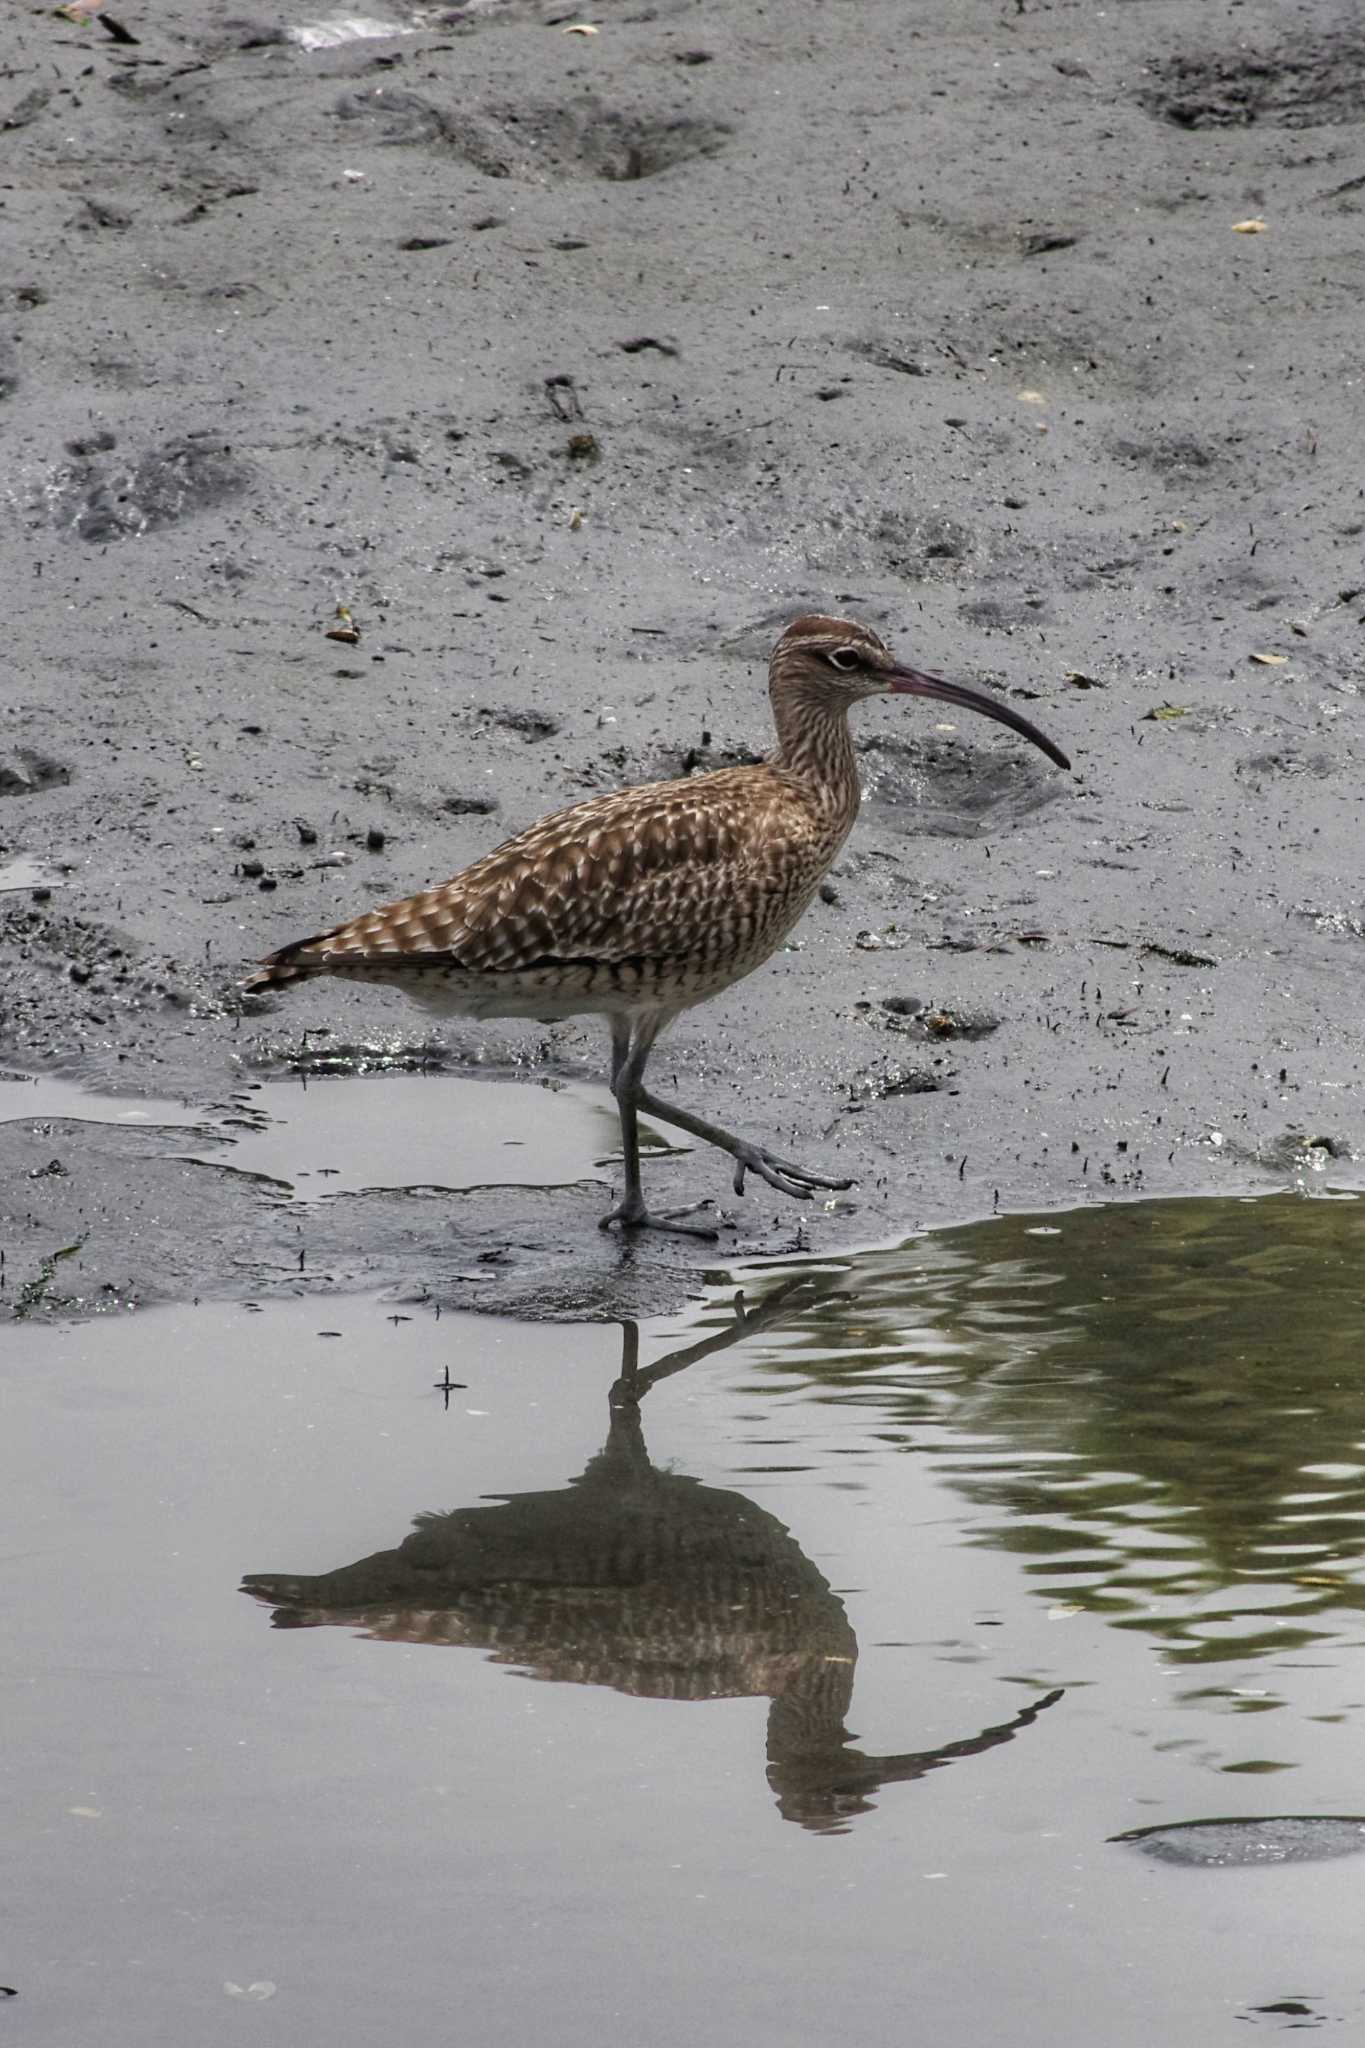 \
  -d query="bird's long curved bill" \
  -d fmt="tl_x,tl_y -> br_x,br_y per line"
888,666 -> 1070,770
